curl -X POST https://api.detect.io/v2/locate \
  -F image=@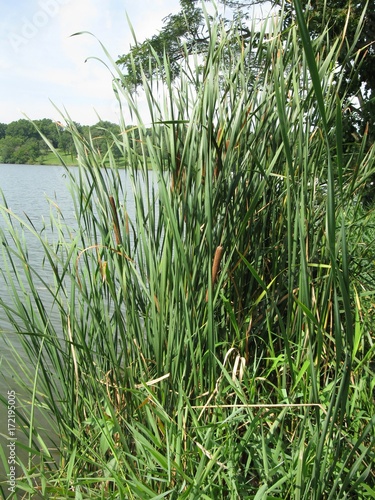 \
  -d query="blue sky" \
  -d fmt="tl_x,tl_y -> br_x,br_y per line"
0,0 -> 181,125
